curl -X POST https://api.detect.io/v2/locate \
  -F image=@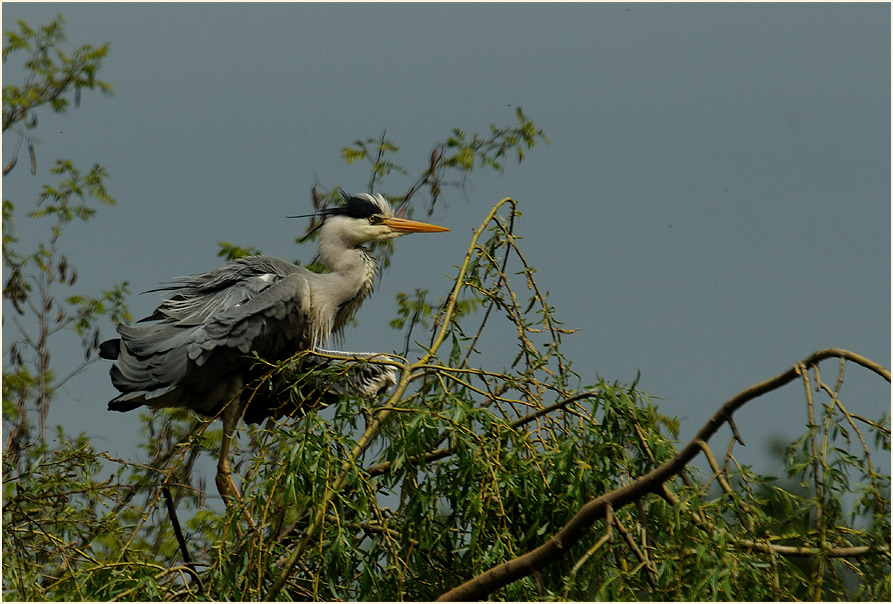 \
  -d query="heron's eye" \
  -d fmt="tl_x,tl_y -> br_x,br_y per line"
368,215 -> 381,224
